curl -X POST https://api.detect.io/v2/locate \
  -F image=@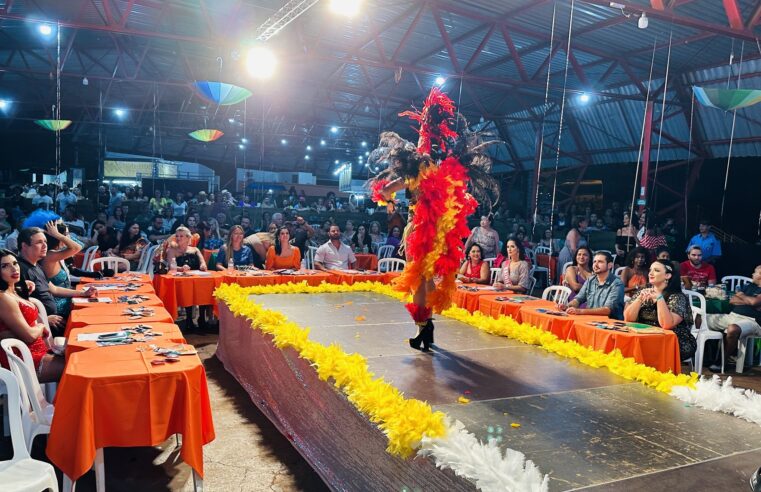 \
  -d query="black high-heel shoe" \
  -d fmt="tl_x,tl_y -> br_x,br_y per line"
409,330 -> 424,350
426,319 -> 435,345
